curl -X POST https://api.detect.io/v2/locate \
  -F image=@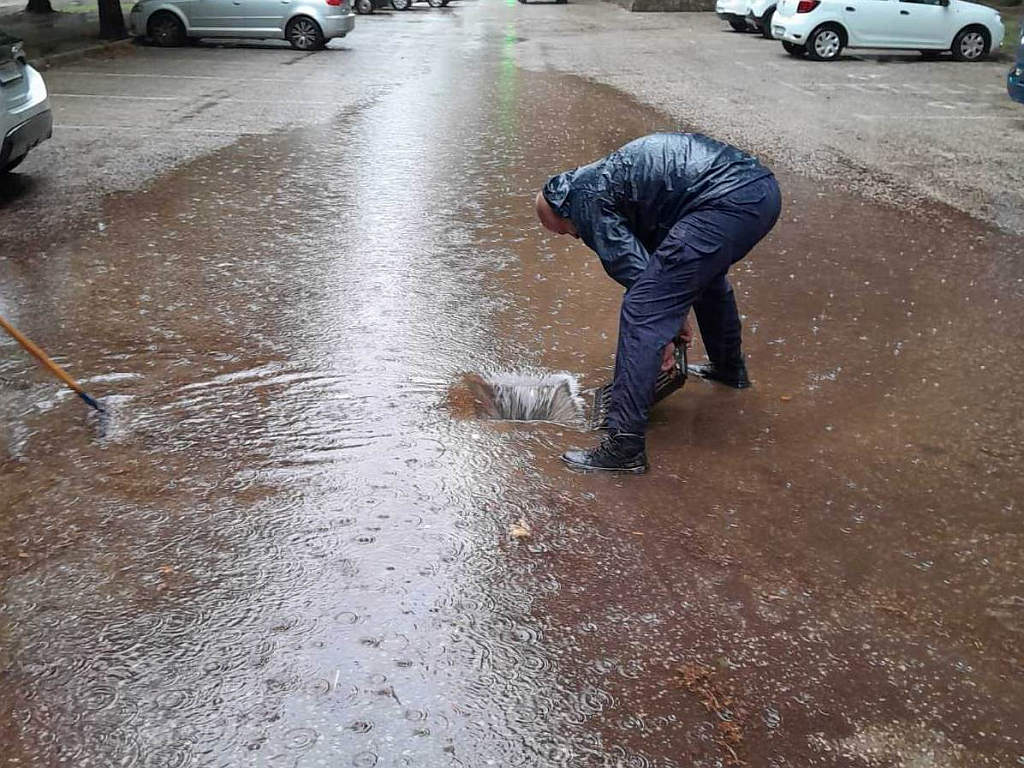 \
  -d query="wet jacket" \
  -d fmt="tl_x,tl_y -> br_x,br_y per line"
542,133 -> 773,289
